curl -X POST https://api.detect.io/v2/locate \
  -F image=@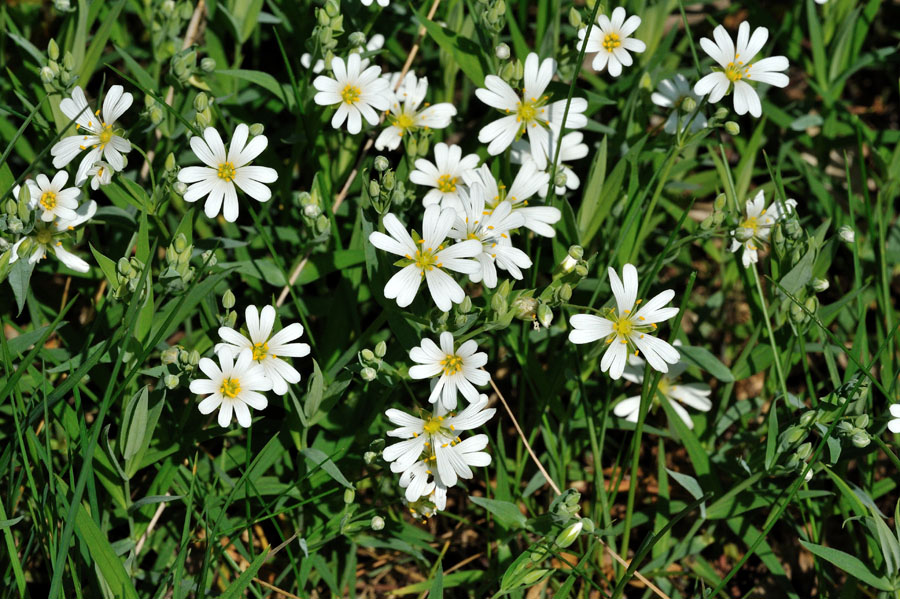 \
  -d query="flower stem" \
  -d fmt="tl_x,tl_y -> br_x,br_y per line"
751,263 -> 790,403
